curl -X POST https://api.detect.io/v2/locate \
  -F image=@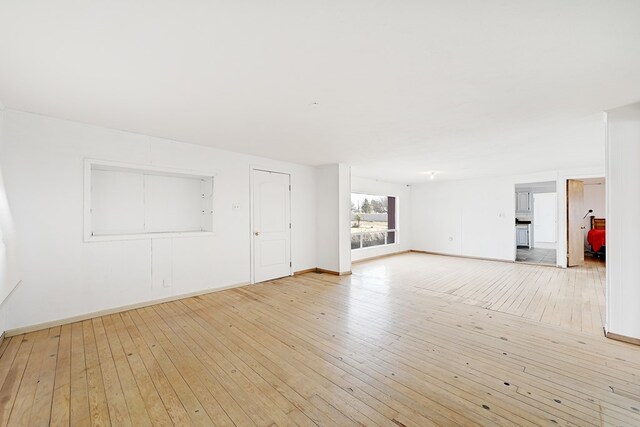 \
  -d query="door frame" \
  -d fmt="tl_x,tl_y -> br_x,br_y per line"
513,184 -> 556,264
556,170 -> 605,268
249,166 -> 293,284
